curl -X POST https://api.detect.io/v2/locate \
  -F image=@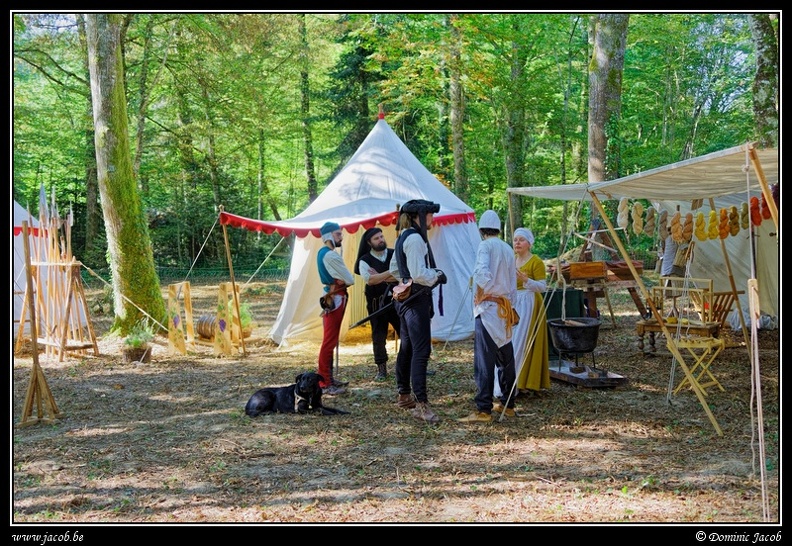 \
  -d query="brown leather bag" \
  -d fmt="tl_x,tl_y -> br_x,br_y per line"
392,279 -> 413,302
319,293 -> 336,311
